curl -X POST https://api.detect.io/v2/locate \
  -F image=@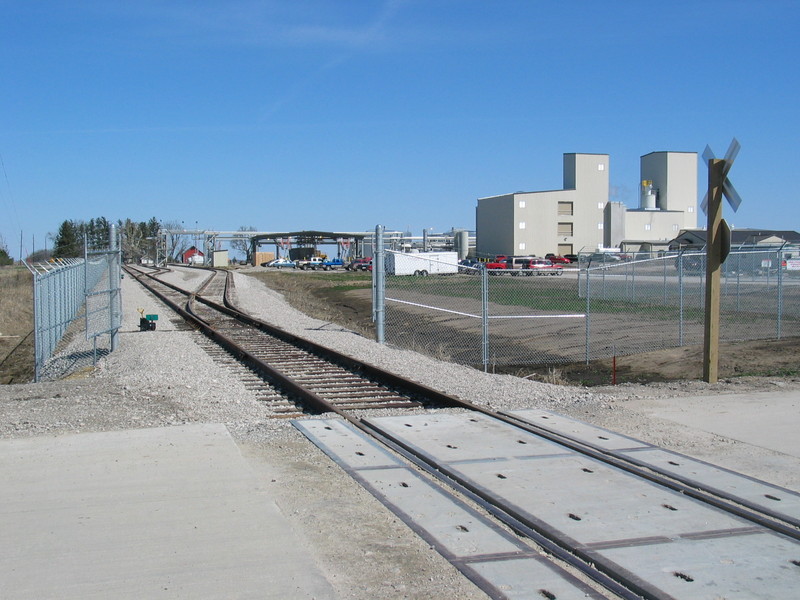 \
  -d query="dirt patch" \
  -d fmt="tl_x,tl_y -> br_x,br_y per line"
511,336 -> 800,386
243,270 -> 376,338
